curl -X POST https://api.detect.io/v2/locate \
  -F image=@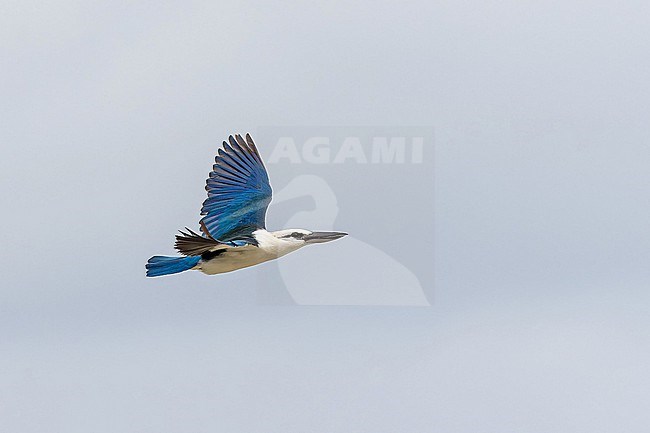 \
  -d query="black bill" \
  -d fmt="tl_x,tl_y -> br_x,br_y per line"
303,231 -> 348,244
